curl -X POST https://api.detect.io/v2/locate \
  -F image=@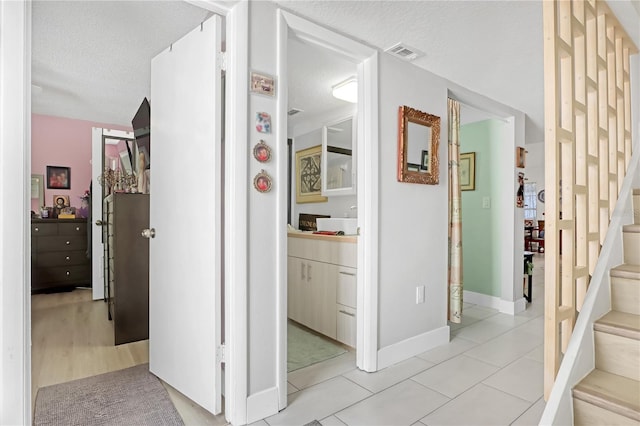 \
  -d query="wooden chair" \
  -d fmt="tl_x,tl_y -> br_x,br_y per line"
532,220 -> 545,252
524,220 -> 535,251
